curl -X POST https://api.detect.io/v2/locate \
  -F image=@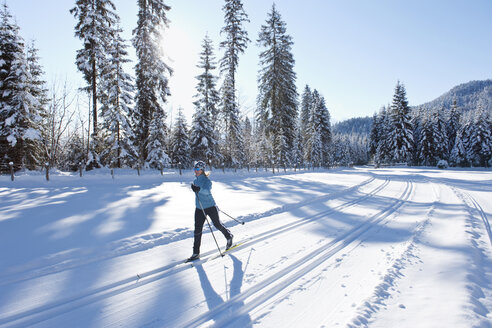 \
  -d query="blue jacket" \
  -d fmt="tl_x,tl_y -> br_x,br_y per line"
193,173 -> 216,209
